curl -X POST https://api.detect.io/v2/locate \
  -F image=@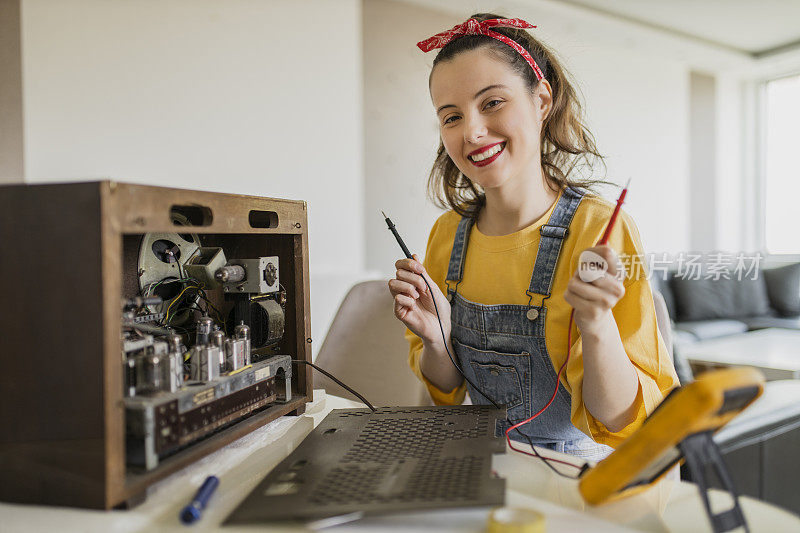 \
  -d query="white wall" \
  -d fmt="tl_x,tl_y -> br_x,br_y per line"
363,1 -> 455,272
365,0 -> 756,276
19,0 -> 365,354
689,72 -> 717,251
